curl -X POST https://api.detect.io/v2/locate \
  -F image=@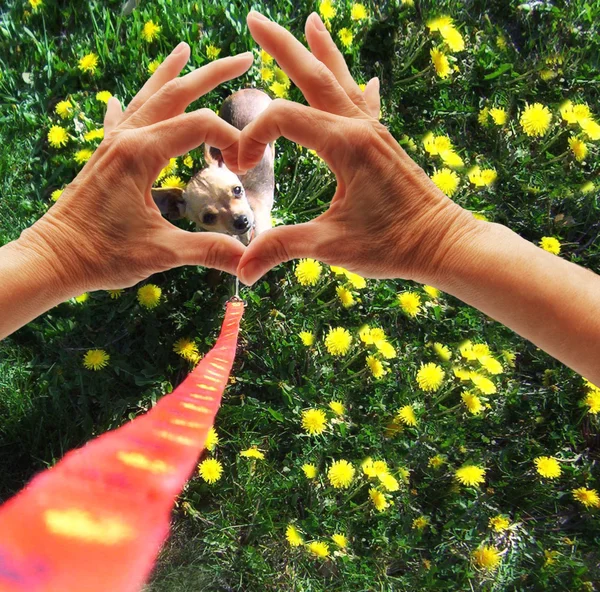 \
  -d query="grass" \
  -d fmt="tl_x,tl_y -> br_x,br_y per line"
1,0 -> 600,590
